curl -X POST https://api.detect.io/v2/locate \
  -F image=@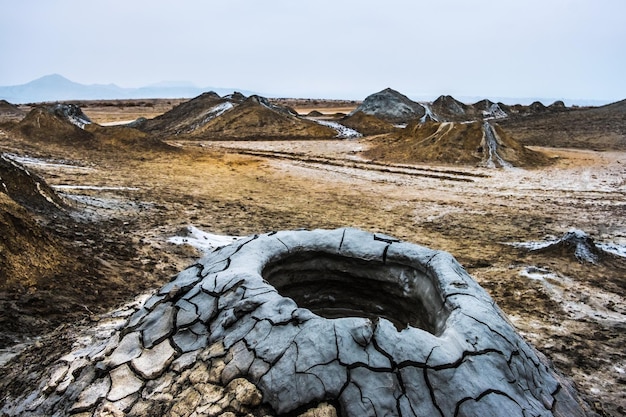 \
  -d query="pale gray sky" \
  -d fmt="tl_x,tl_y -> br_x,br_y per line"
1,0 -> 625,102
